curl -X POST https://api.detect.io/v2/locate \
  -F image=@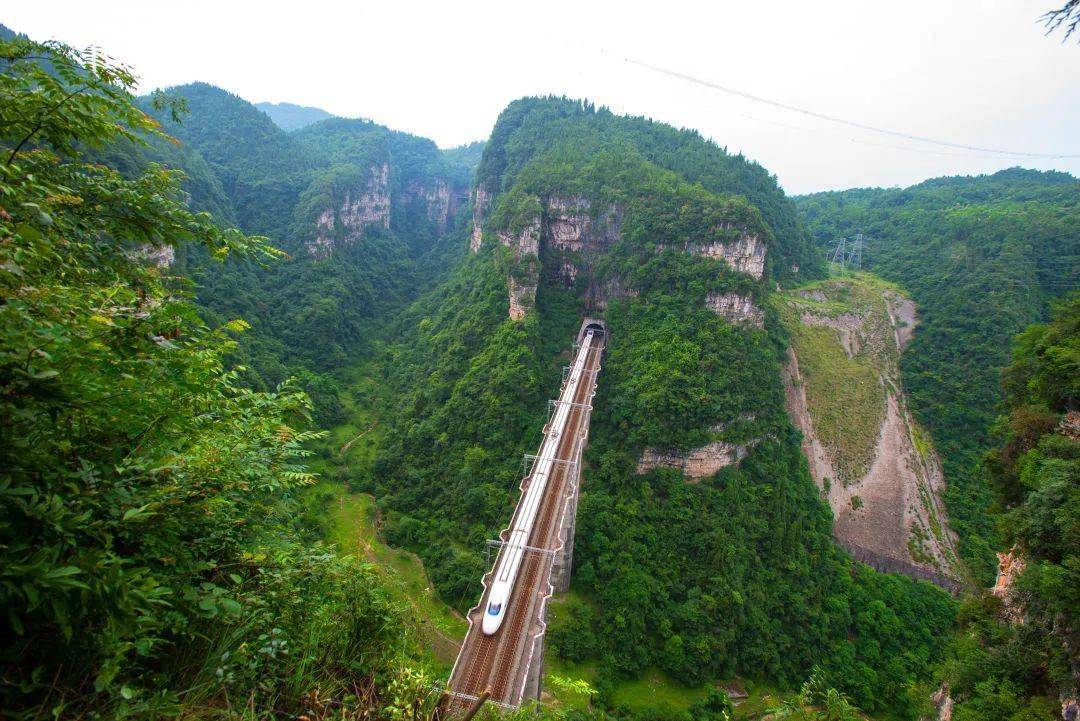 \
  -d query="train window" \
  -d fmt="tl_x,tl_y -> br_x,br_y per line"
487,603 -> 502,615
